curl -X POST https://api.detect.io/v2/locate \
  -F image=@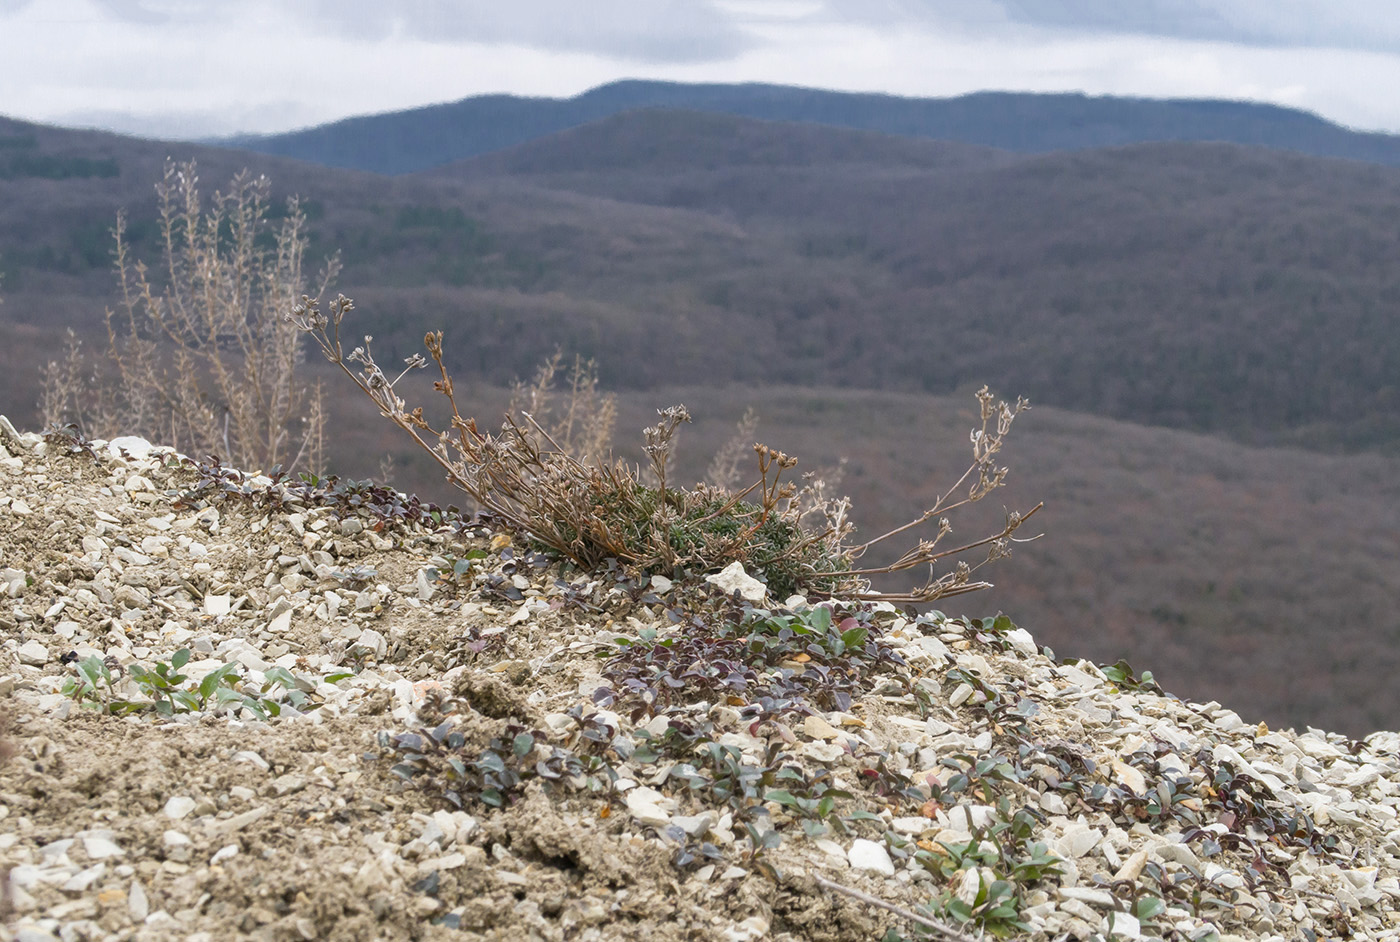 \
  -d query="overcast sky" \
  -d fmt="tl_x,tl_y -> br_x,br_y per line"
4,0 -> 1400,140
